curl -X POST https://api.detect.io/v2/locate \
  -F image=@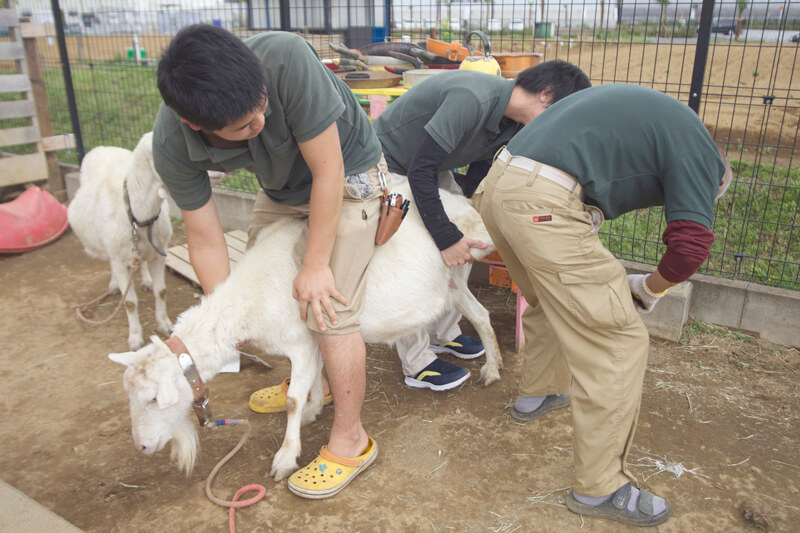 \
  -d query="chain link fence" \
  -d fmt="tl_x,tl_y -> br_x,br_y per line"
3,0 -> 798,289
